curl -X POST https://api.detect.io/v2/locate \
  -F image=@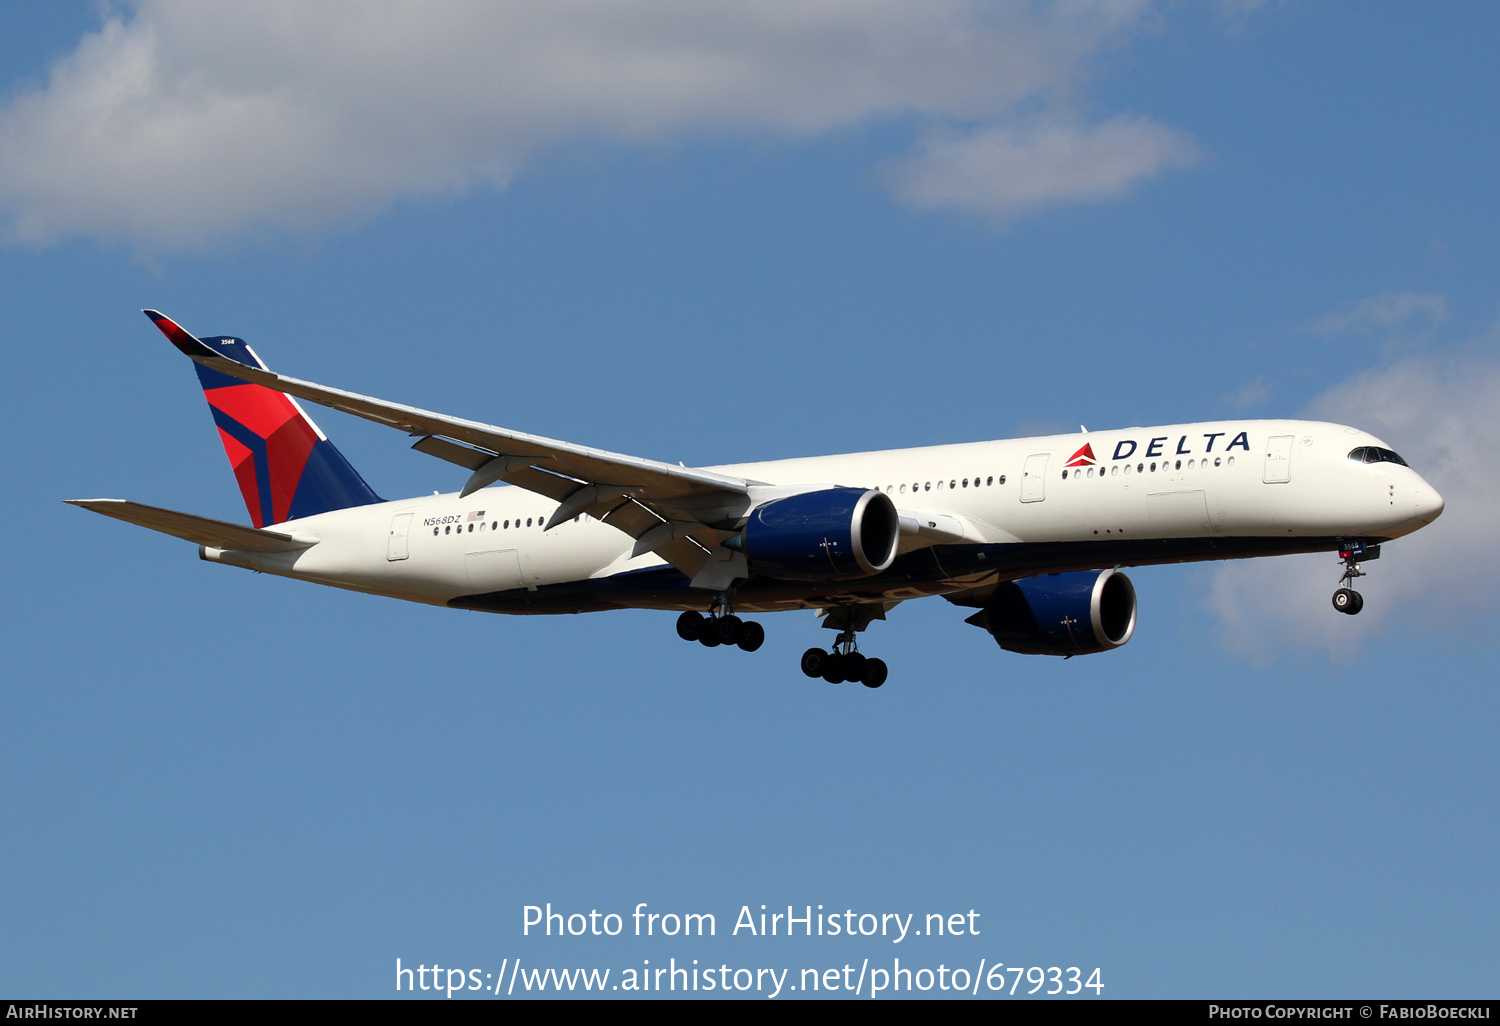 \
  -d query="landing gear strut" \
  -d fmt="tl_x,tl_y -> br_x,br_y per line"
800,603 -> 890,688
1332,541 -> 1378,615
